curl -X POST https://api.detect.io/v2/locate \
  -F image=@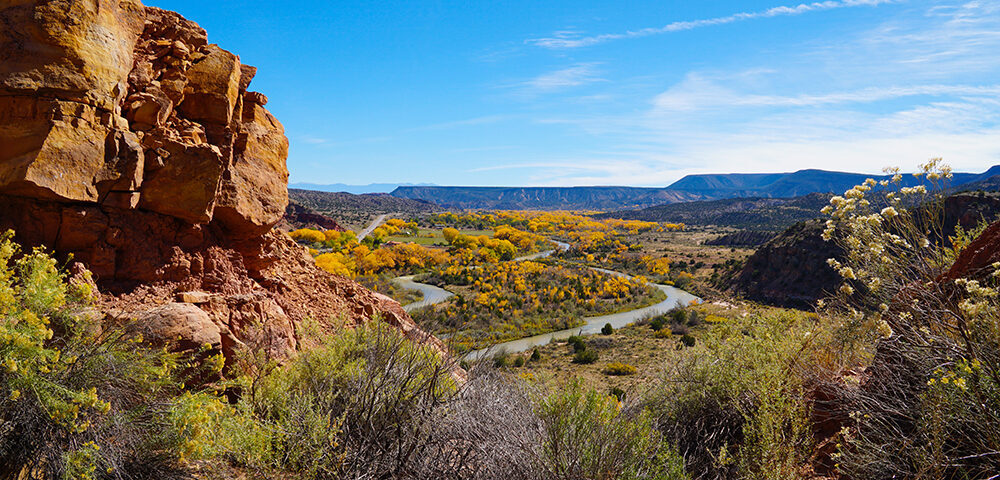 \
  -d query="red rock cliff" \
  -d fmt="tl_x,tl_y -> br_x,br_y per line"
0,0 -> 442,364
